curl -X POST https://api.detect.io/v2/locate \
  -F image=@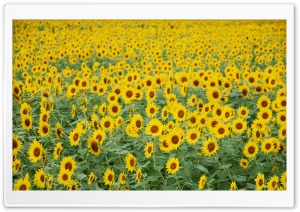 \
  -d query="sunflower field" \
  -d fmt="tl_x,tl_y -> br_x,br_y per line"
12,20 -> 287,191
